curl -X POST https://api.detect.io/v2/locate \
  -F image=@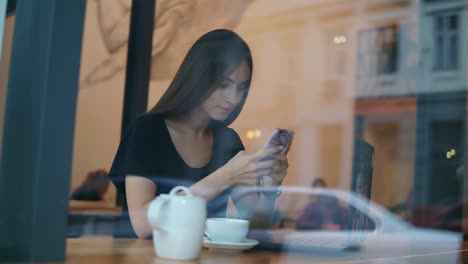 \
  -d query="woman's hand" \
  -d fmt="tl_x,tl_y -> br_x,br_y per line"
264,154 -> 289,185
222,146 -> 283,186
